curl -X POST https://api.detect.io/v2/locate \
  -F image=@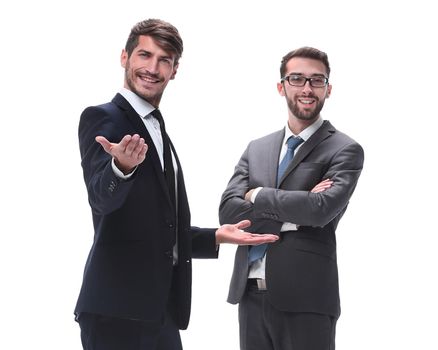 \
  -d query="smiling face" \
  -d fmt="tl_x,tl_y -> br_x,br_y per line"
121,35 -> 178,107
278,57 -> 332,128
